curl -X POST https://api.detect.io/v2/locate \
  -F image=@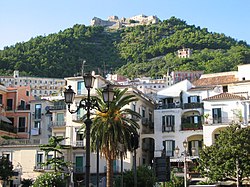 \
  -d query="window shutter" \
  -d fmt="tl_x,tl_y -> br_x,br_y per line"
172,141 -> 175,156
197,96 -> 200,102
